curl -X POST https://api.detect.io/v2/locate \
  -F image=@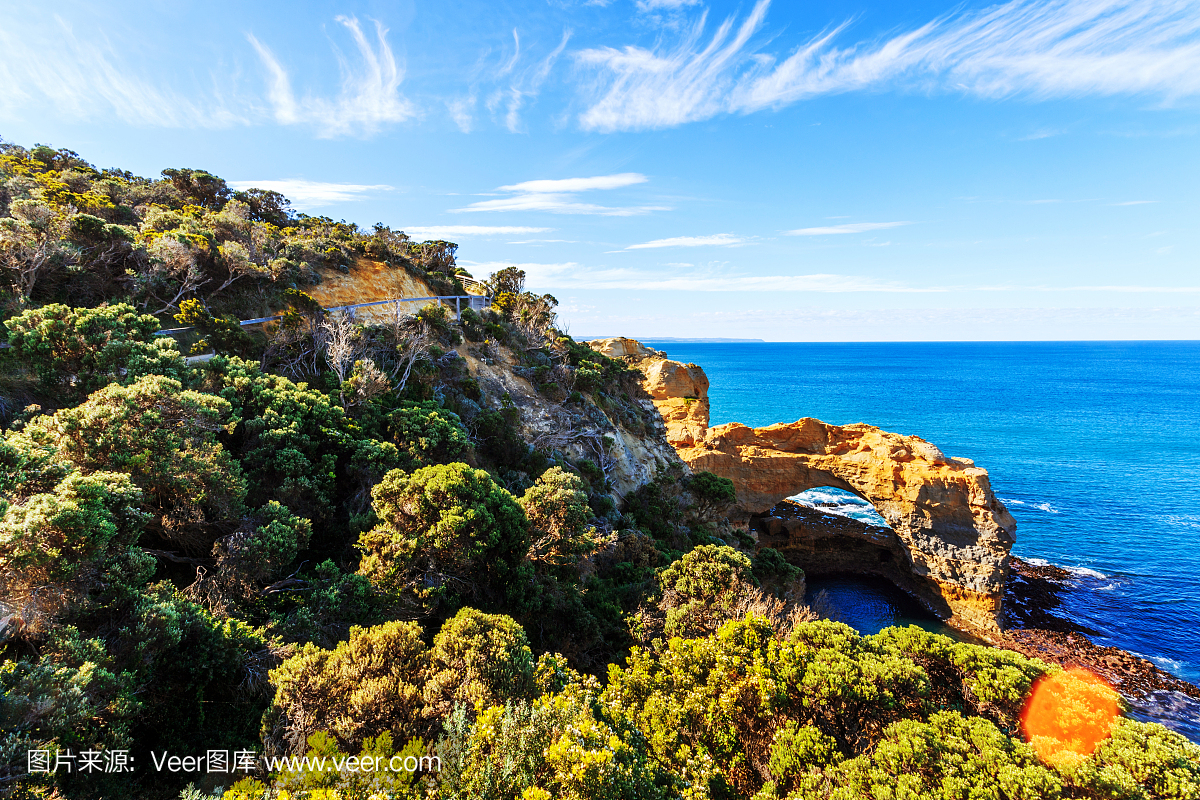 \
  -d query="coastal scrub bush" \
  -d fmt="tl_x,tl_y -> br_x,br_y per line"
637,544 -> 758,640
387,400 -> 470,469
356,463 -> 530,613
189,356 -> 400,525
15,374 -> 247,552
436,680 -> 666,800
424,607 -> 537,717
780,710 -> 1063,800
264,620 -> 430,756
3,302 -> 184,395
0,470 -> 149,630
687,471 -> 737,521
519,466 -> 599,574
